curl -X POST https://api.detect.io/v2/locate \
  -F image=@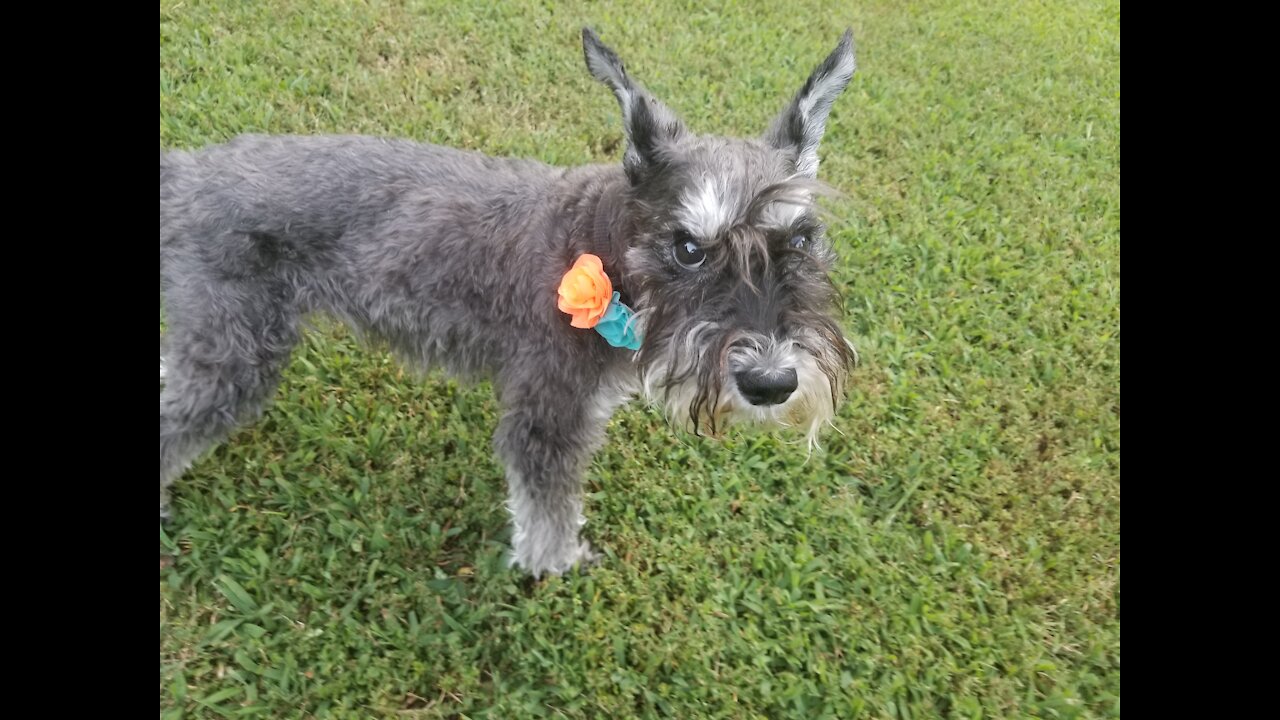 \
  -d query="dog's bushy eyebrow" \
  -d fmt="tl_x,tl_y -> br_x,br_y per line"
745,177 -> 836,225
699,177 -> 838,287
672,176 -> 835,245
